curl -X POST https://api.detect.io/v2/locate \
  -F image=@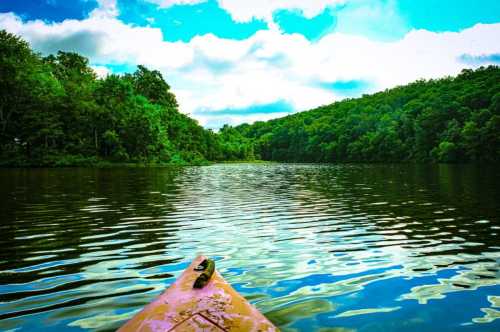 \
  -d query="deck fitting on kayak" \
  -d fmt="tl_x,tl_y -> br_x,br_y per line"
194,258 -> 209,271
193,258 -> 215,289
